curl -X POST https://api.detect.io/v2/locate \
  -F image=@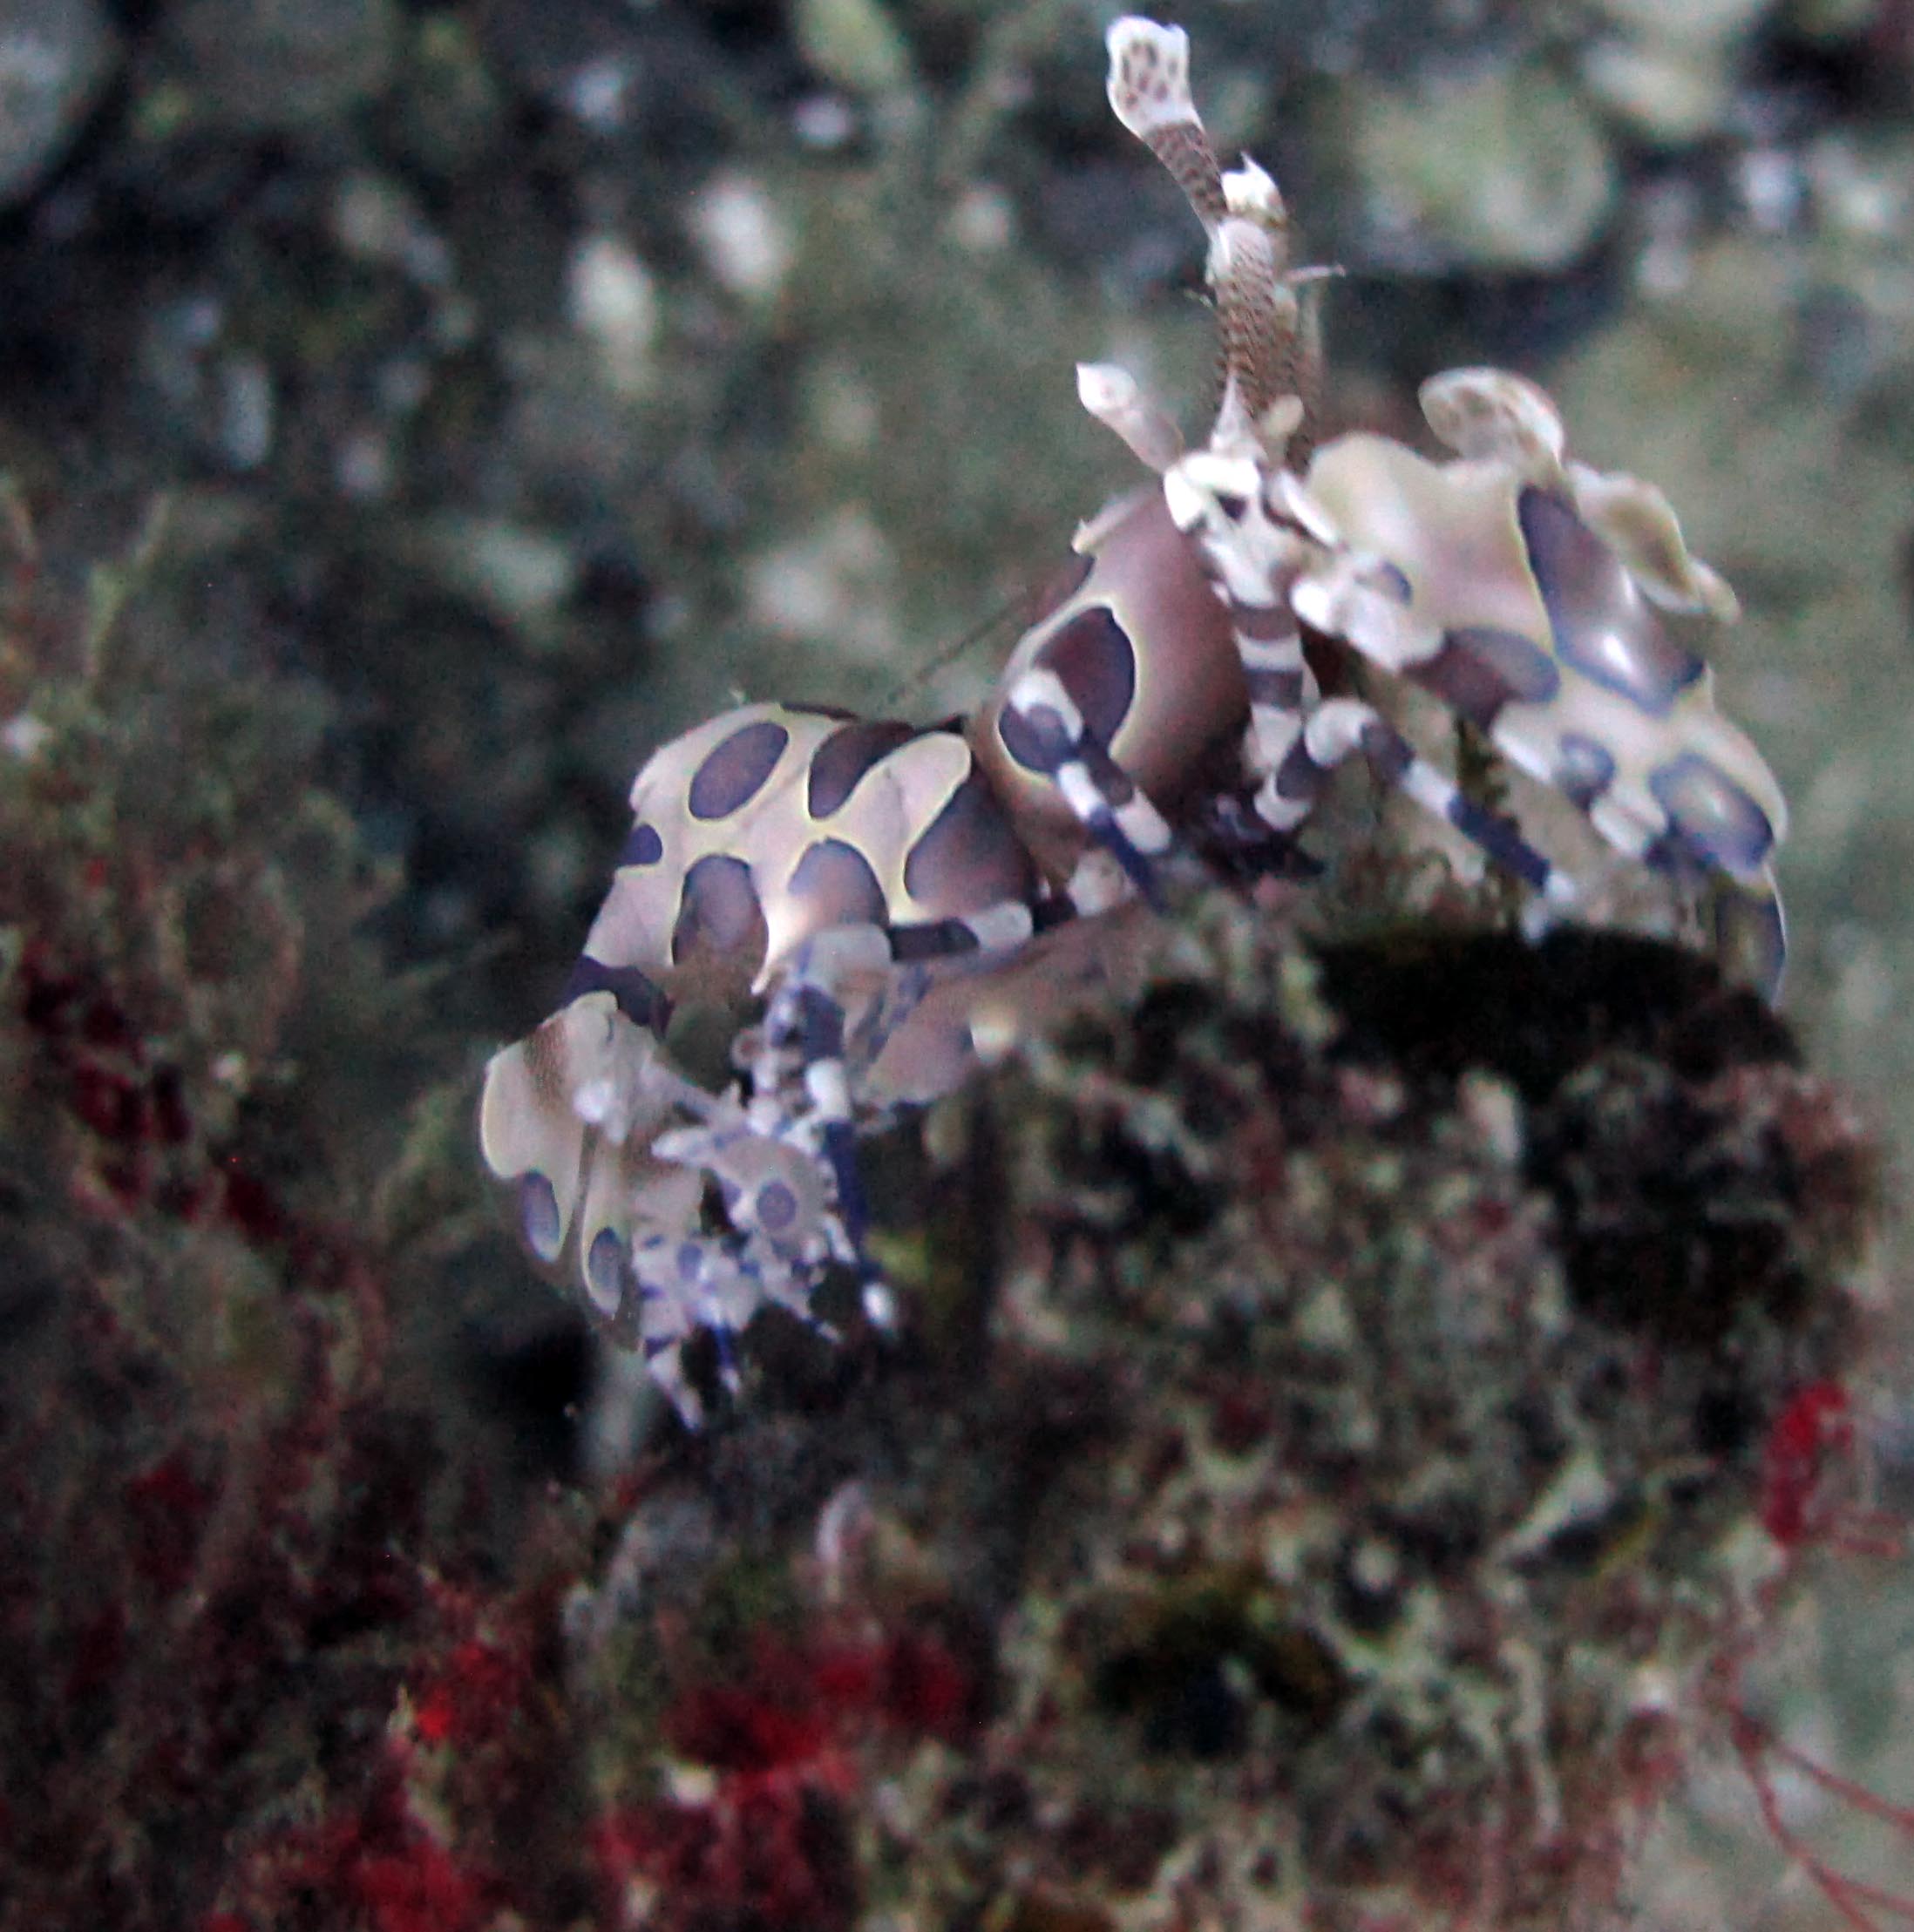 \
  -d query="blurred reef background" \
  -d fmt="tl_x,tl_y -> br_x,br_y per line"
1,1 -> 1911,1927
